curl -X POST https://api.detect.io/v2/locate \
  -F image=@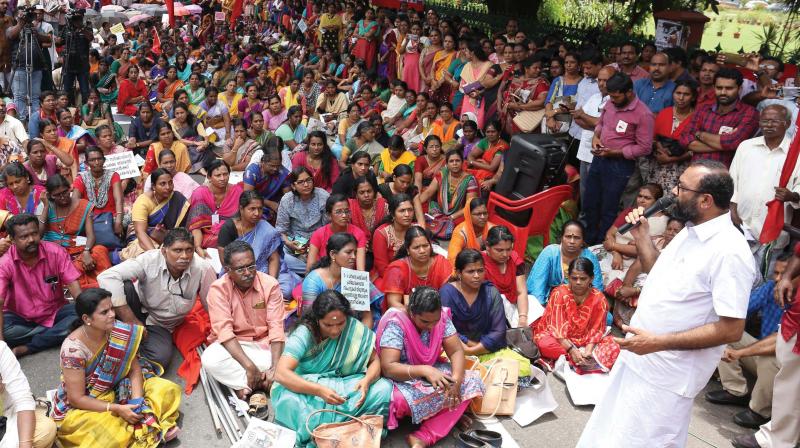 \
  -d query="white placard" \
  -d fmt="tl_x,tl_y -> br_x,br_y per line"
297,19 -> 307,33
103,151 -> 140,180
231,417 -> 296,448
340,267 -> 370,312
